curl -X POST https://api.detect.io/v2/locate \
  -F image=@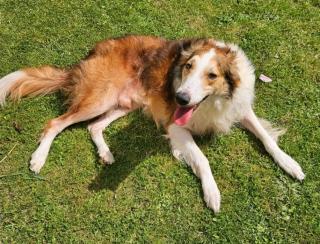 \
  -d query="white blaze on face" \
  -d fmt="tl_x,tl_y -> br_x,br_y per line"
177,49 -> 216,105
